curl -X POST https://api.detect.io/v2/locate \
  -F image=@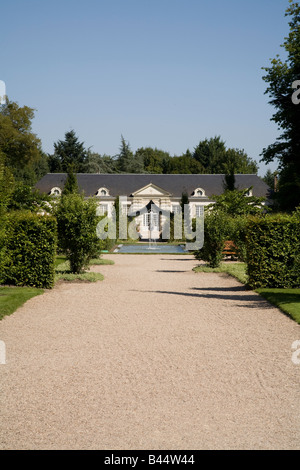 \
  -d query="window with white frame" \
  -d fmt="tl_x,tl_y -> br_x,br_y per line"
143,212 -> 159,227
98,204 -> 108,216
50,187 -> 62,196
195,205 -> 204,218
122,204 -> 128,215
96,187 -> 109,197
194,188 -> 205,197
